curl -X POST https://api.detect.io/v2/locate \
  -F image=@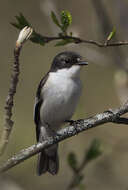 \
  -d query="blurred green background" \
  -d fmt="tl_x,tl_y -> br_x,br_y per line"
1,0 -> 128,189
